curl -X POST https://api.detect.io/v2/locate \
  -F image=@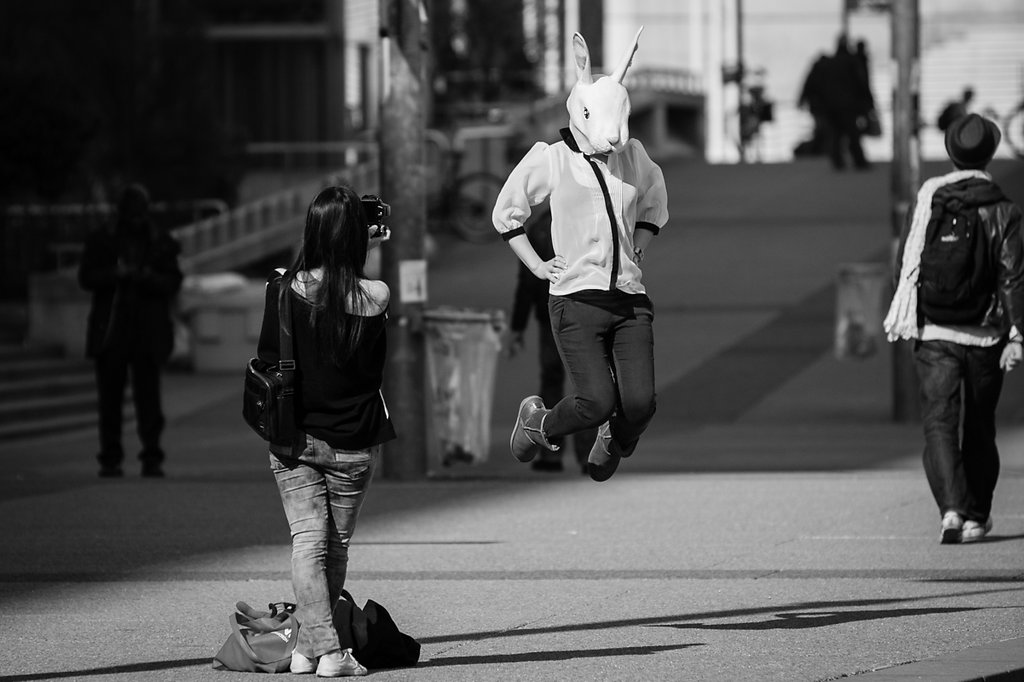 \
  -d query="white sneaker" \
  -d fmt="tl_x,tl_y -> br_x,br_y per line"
940,511 -> 963,544
316,649 -> 367,677
962,517 -> 993,543
290,651 -> 316,674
